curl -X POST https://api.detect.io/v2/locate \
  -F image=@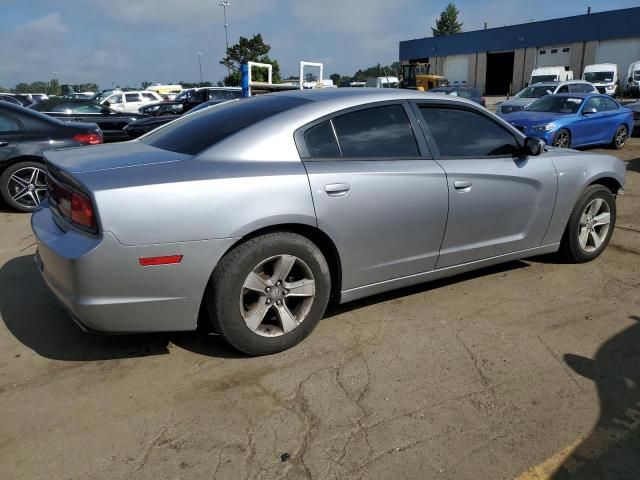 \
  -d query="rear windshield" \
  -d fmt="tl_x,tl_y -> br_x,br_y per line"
140,95 -> 310,155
